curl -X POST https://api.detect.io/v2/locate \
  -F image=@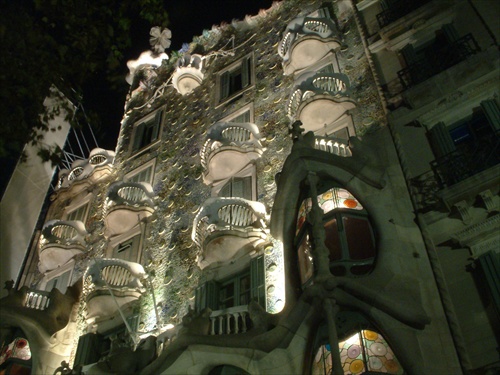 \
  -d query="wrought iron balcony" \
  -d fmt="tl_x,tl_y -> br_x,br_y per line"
85,258 -> 147,330
314,136 -> 352,157
104,181 -> 155,238
287,72 -> 356,133
431,134 -> 500,189
38,220 -> 87,272
201,122 -> 264,185
192,198 -> 268,269
278,15 -> 341,75
172,54 -> 204,95
398,34 -> 480,90
376,0 -> 432,29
